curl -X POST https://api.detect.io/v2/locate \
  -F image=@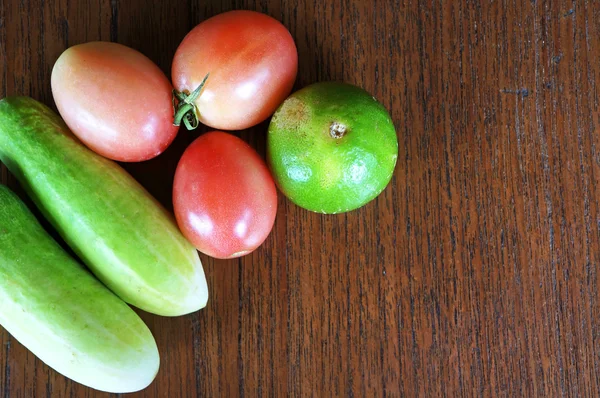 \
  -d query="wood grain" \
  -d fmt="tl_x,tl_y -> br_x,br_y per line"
1,0 -> 600,396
